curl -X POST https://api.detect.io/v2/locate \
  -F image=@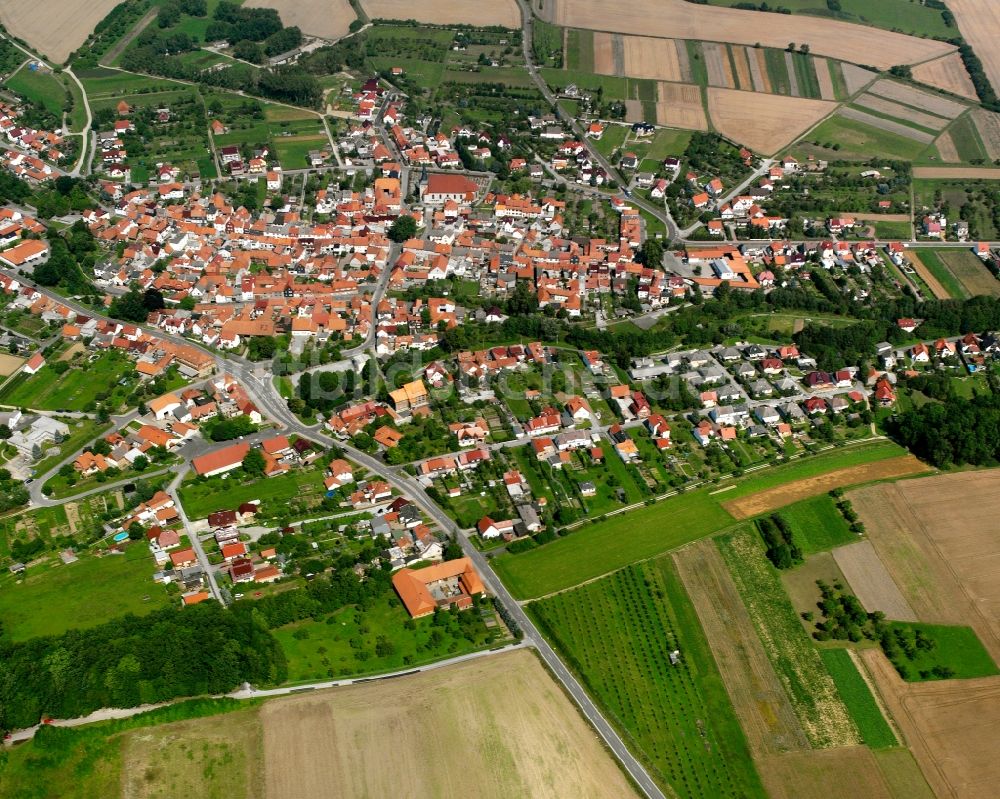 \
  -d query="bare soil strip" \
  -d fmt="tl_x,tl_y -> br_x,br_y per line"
708,88 -> 835,155
703,42 -> 733,88
593,31 -> 617,75
656,81 -> 708,130
753,48 -> 773,93
815,59 -> 835,101
722,454 -> 929,519
262,649 -> 637,798
619,34 -> 683,82
862,648 -> 1000,799
832,540 -> 918,621
971,108 -> 1000,161
911,52 -> 978,101
854,94 -> 949,131
541,0 -> 953,68
841,63 -> 879,97
905,251 -> 952,299
611,33 -> 625,76
868,79 -> 968,118
933,131 -> 961,163
731,46 -> 752,93
784,51 -> 800,97
675,541 -> 809,756
913,166 -> 1000,179
758,747 -> 897,799
363,0 -> 519,26
838,107 -> 934,144
747,47 -> 767,93
674,39 -> 692,83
